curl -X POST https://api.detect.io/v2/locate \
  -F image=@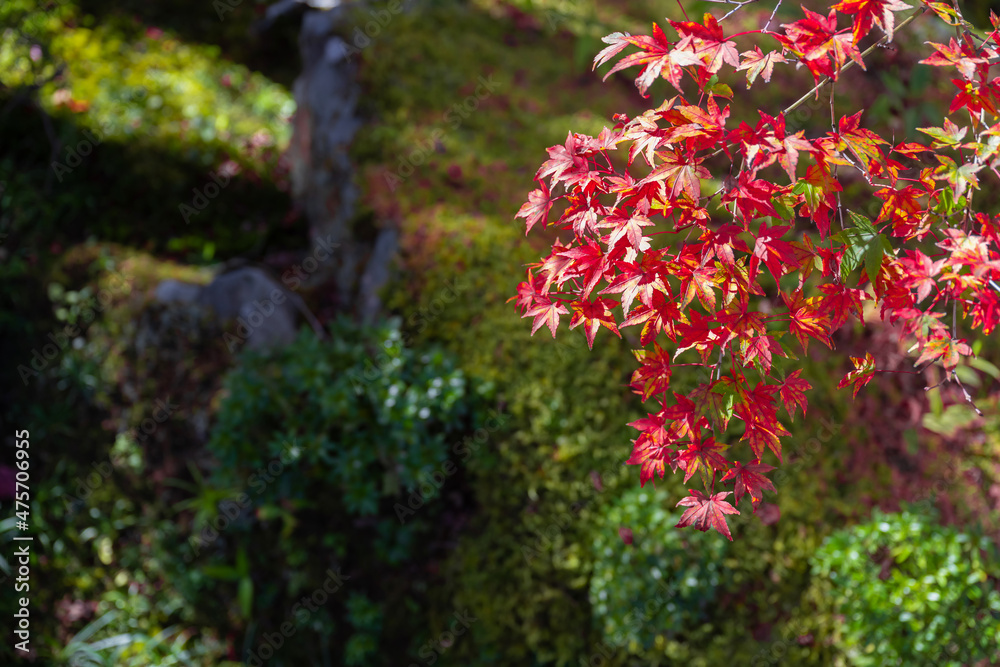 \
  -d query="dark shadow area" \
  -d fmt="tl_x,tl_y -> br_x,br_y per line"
0,93 -> 306,263
75,0 -> 304,88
